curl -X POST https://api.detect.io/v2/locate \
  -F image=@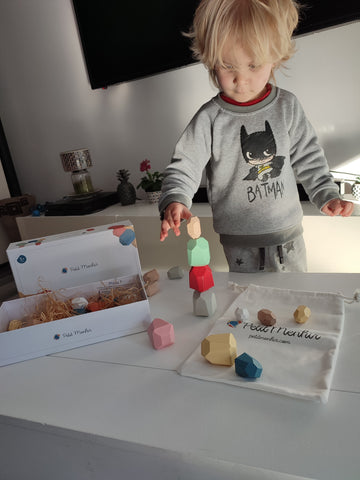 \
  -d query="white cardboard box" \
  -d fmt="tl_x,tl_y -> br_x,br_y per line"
0,274 -> 151,366
6,220 -> 142,296
2,221 -> 152,366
